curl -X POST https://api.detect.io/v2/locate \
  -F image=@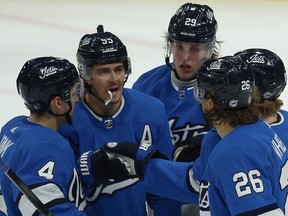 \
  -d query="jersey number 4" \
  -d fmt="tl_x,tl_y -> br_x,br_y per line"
38,161 -> 55,179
